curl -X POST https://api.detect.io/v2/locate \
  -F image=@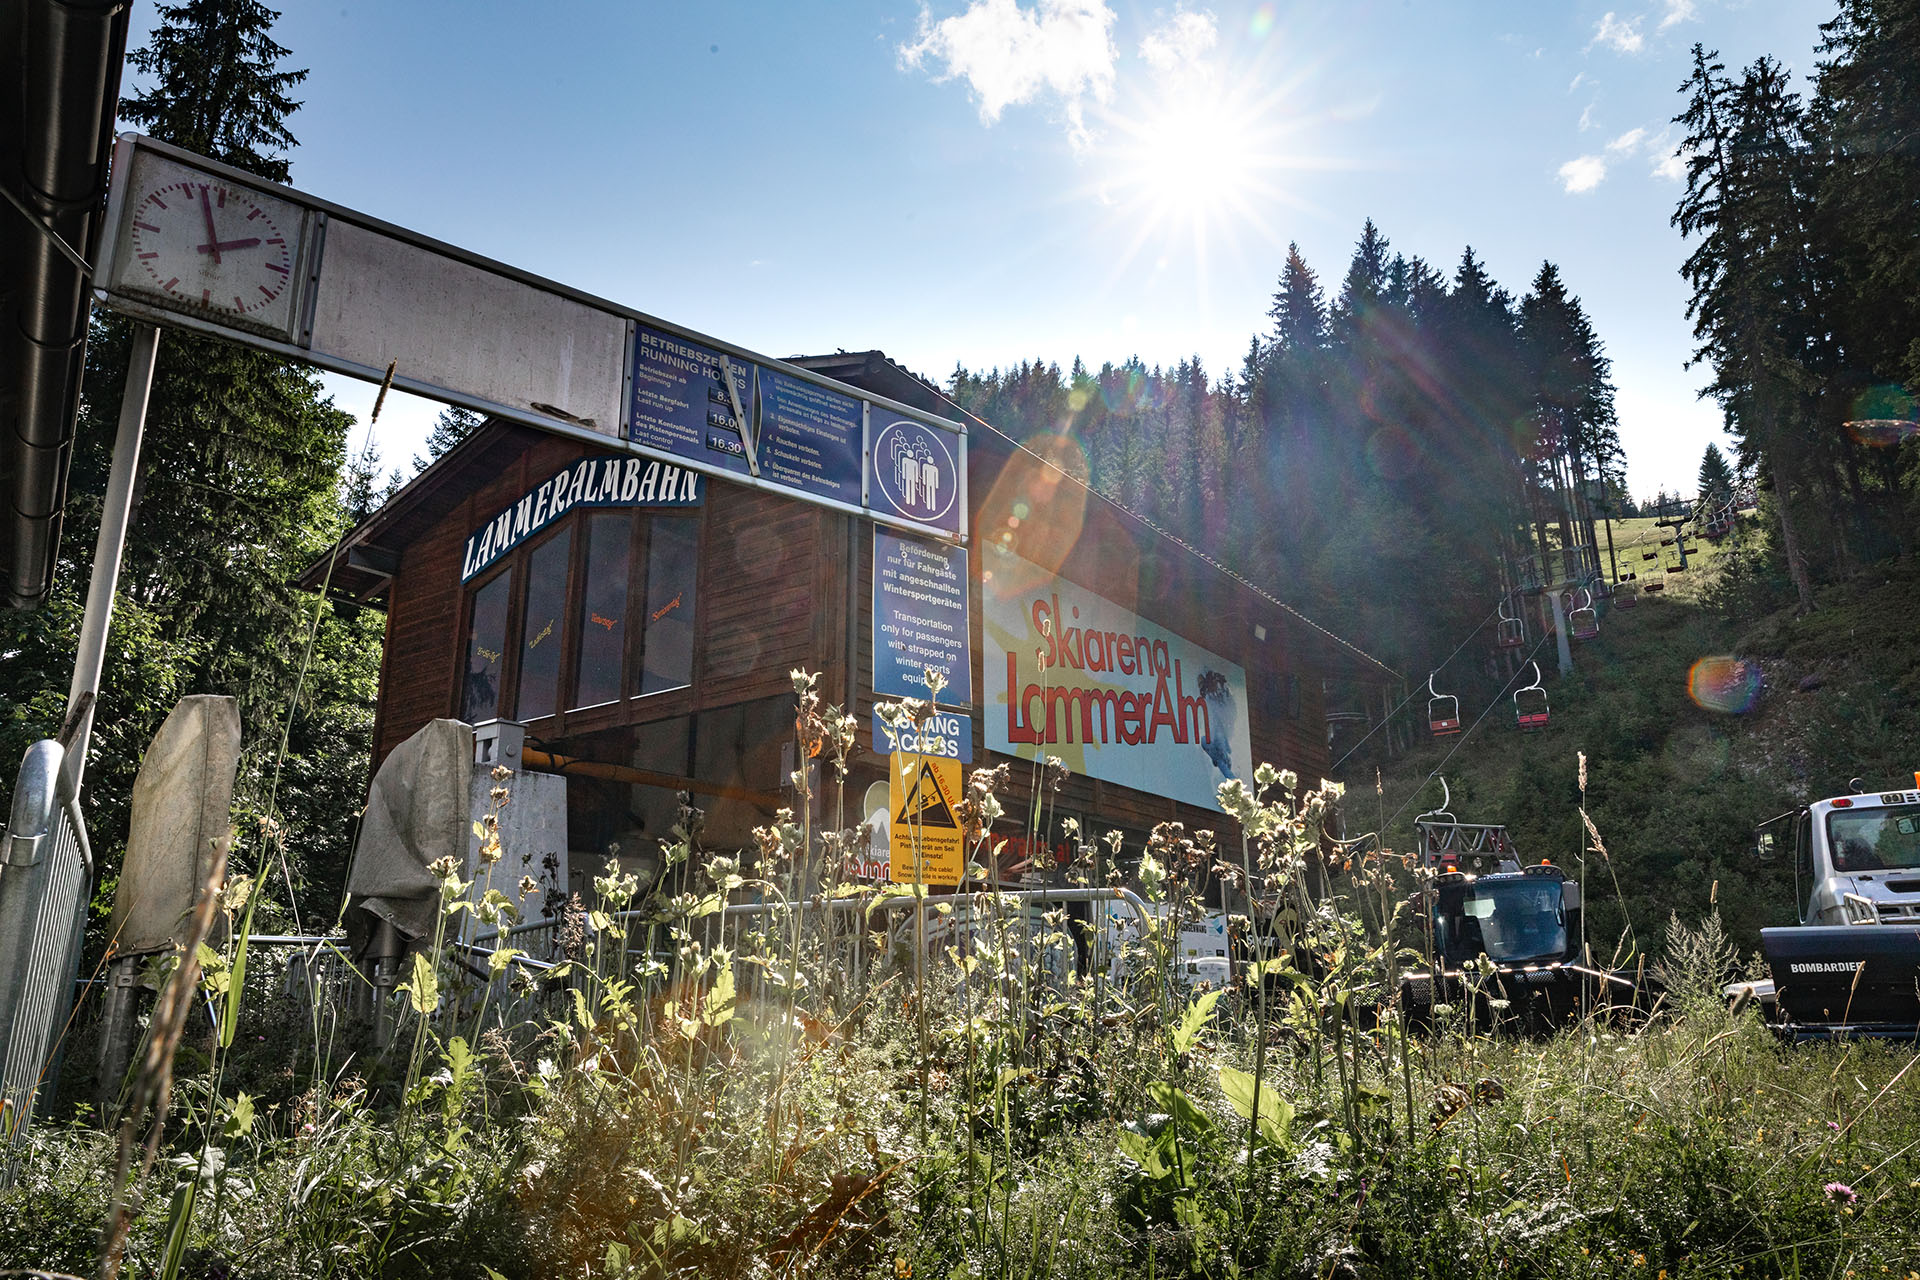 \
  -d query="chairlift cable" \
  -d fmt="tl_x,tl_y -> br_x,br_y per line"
1329,596 -> 1509,772
1373,629 -> 1558,840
